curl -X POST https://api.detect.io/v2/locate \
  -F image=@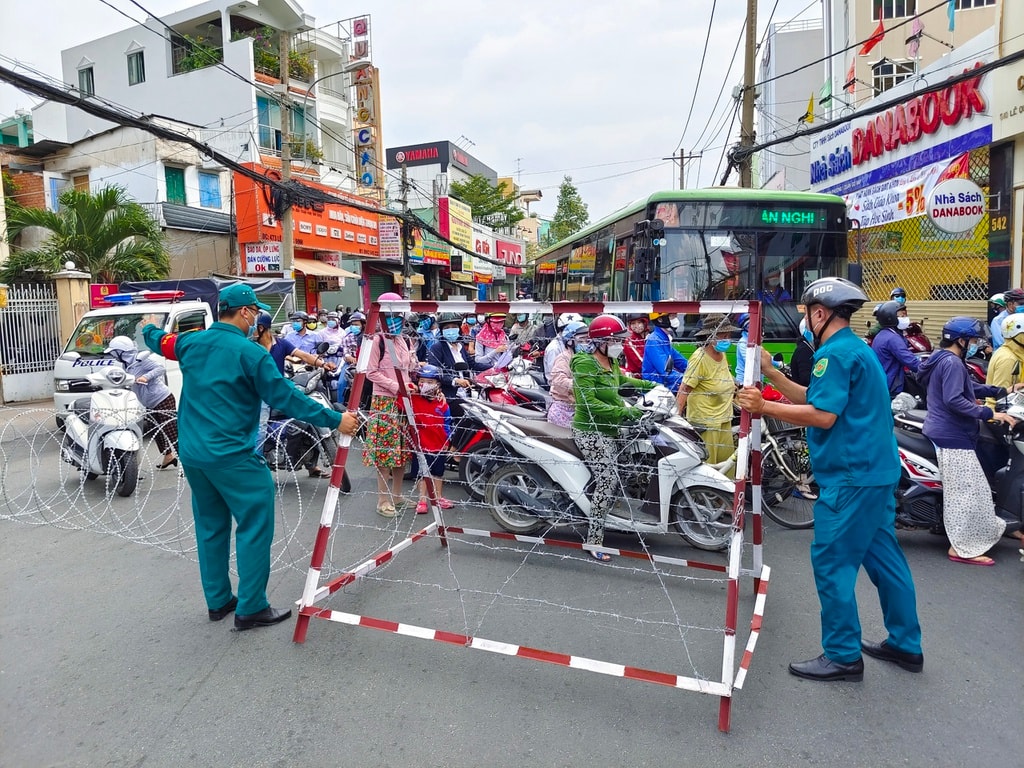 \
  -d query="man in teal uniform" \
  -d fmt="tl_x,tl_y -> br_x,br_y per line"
143,284 -> 359,631
737,277 -> 923,681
